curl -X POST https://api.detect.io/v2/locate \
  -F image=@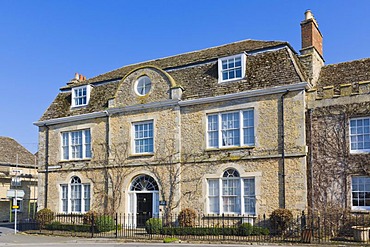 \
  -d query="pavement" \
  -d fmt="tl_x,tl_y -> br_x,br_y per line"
0,224 -> 75,244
